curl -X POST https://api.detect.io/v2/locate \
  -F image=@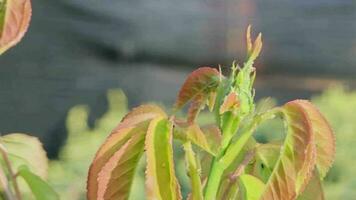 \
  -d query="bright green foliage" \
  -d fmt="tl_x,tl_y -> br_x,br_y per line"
0,133 -> 58,200
17,166 -> 59,200
239,174 -> 265,200
145,118 -> 182,200
87,26 -> 335,200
